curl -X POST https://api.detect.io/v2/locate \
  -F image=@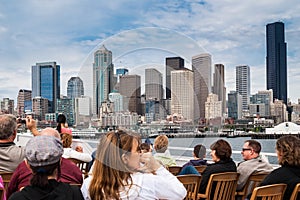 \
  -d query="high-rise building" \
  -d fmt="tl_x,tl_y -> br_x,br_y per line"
32,61 -> 60,113
236,65 -> 250,111
1,98 -> 14,114
67,77 -> 84,99
93,45 -> 114,115
205,93 -> 222,120
228,91 -> 242,120
145,68 -> 163,101
266,22 -> 287,104
32,96 -> 48,121
74,96 -> 92,127
109,91 -> 127,113
171,69 -> 194,121
192,53 -> 212,121
119,74 -> 141,114
17,89 -> 32,116
57,97 -> 75,126
212,64 -> 226,114
165,57 -> 184,99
